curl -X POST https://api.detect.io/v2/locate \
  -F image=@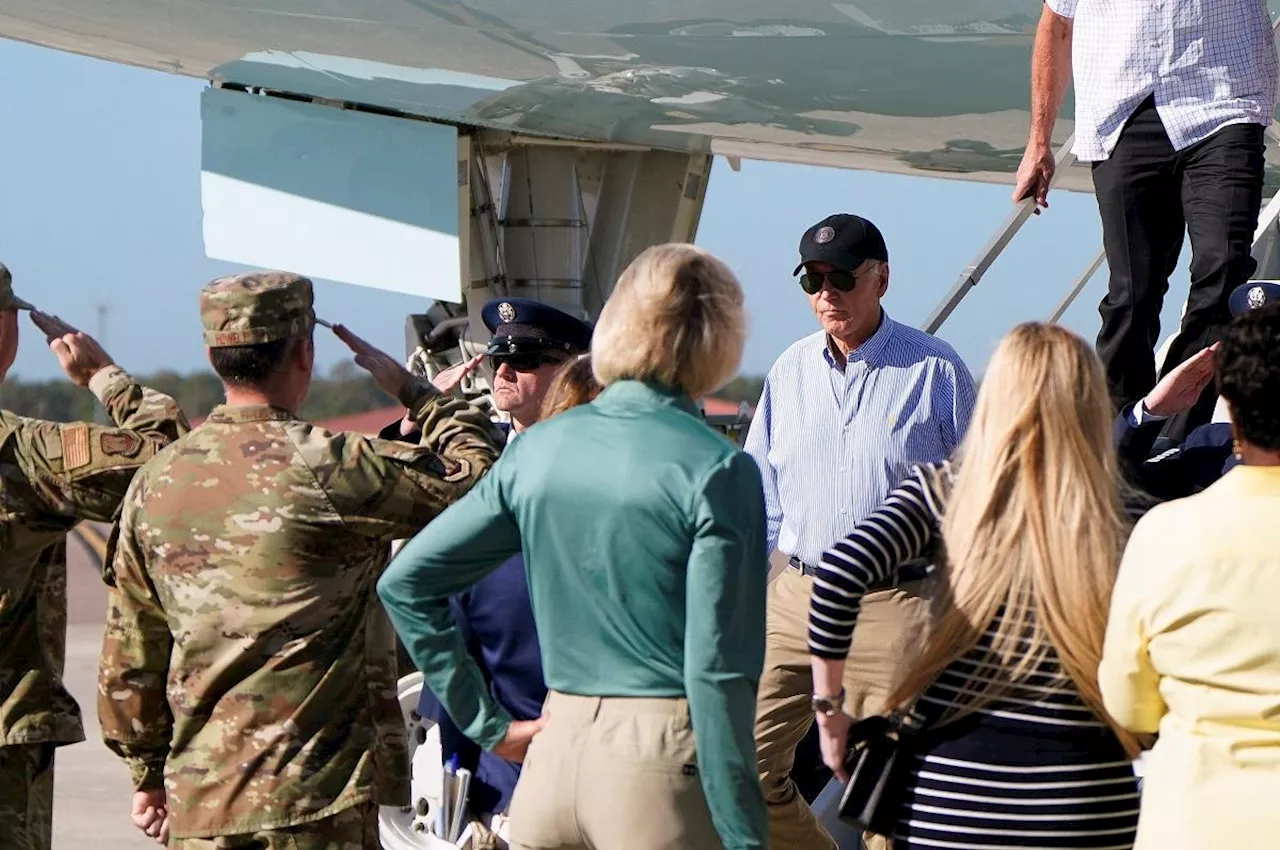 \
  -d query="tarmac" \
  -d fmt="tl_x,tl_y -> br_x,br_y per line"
53,524 -> 154,849
51,534 -> 863,849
